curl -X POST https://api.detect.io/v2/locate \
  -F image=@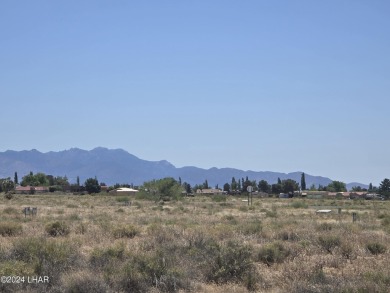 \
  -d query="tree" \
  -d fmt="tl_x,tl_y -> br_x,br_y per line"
77,176 -> 80,186
277,177 -> 282,185
281,179 -> 299,195
14,172 -> 18,185
143,177 -> 182,200
368,183 -> 373,192
183,182 -> 192,194
21,172 -> 49,186
84,178 -> 101,194
301,173 -> 306,191
223,183 -> 230,193
271,184 -> 282,194
379,178 -> 390,198
242,177 -> 252,192
1,178 -> 14,193
258,180 -> 270,193
231,177 -> 237,191
326,181 -> 347,193
351,186 -> 362,192
203,179 -> 209,189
